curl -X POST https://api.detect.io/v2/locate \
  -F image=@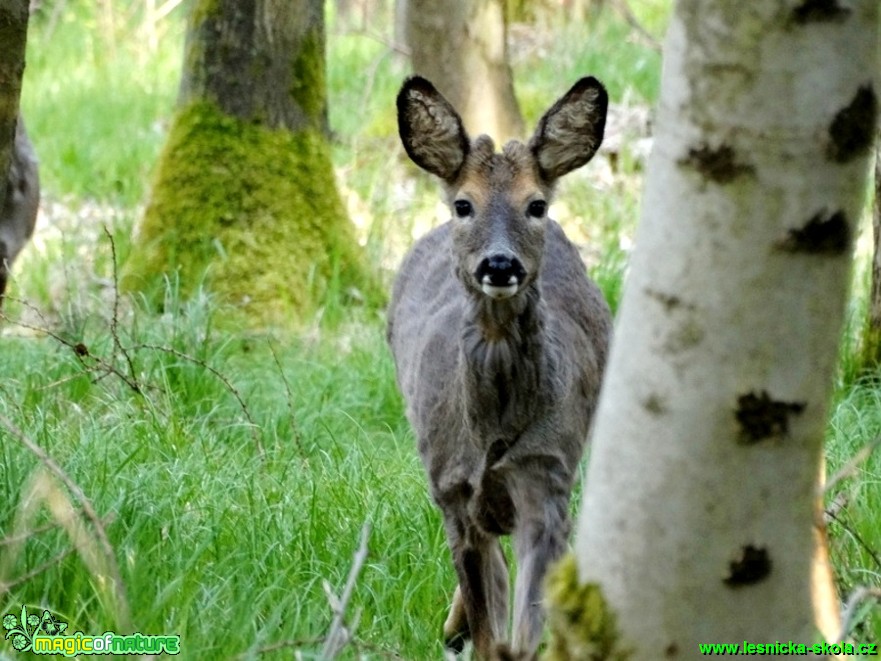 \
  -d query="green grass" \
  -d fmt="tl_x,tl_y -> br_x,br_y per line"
1,291 -> 453,659
20,3 -> 183,207
2,1 -> 881,657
